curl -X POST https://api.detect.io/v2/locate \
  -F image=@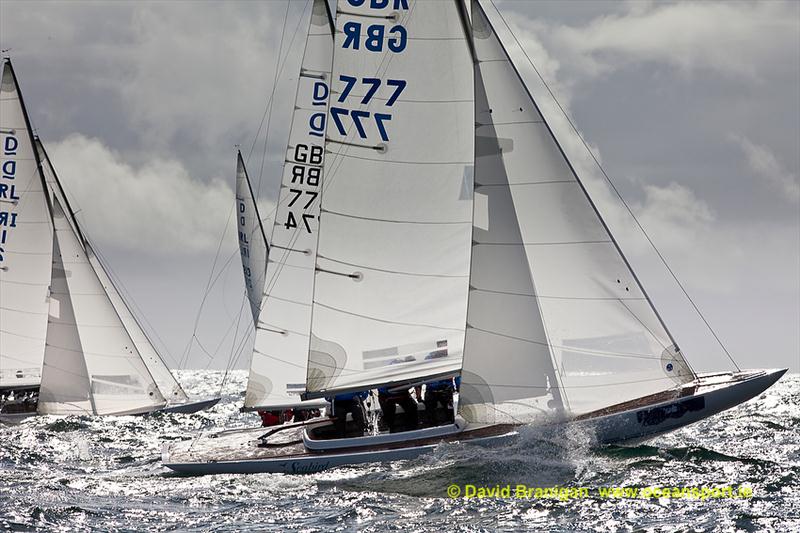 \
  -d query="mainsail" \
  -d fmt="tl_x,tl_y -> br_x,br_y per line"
0,60 -> 53,390
459,1 -> 695,423
304,0 -> 475,399
235,152 -> 268,323
243,0 -> 334,410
